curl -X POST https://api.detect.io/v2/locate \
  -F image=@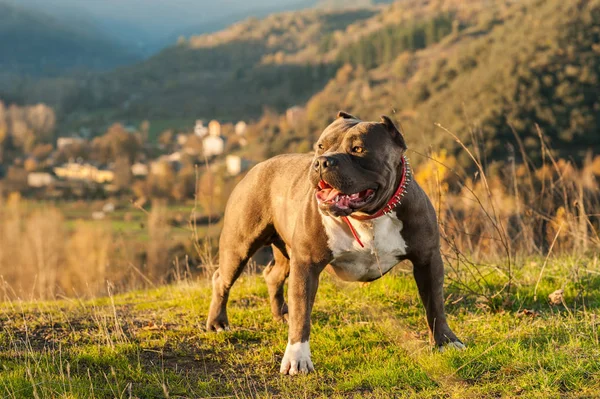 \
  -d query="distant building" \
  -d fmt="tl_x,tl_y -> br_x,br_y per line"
226,155 -> 251,176
131,162 -> 149,177
235,121 -> 247,136
194,120 -> 208,137
208,120 -> 221,136
286,106 -> 306,126
27,172 -> 55,187
54,163 -> 114,183
203,135 -> 225,157
57,137 -> 85,150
